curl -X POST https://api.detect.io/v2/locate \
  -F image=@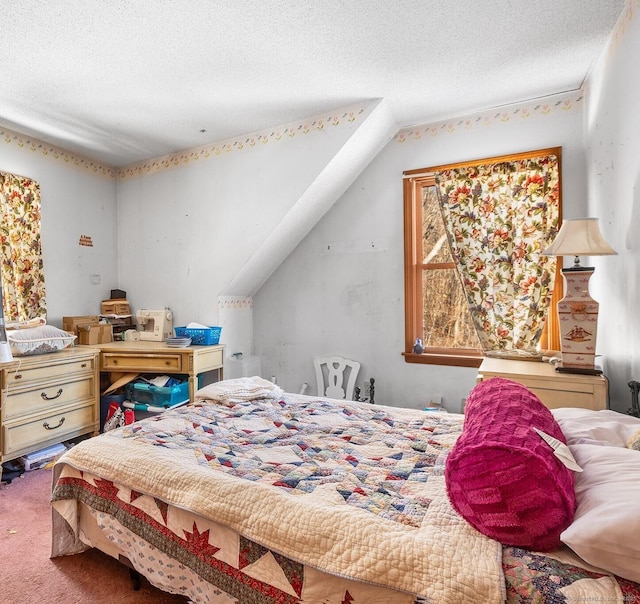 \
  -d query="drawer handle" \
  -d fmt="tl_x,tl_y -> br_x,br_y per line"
41,388 -> 63,401
43,417 -> 66,430
14,374 -> 22,380
81,362 -> 87,368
